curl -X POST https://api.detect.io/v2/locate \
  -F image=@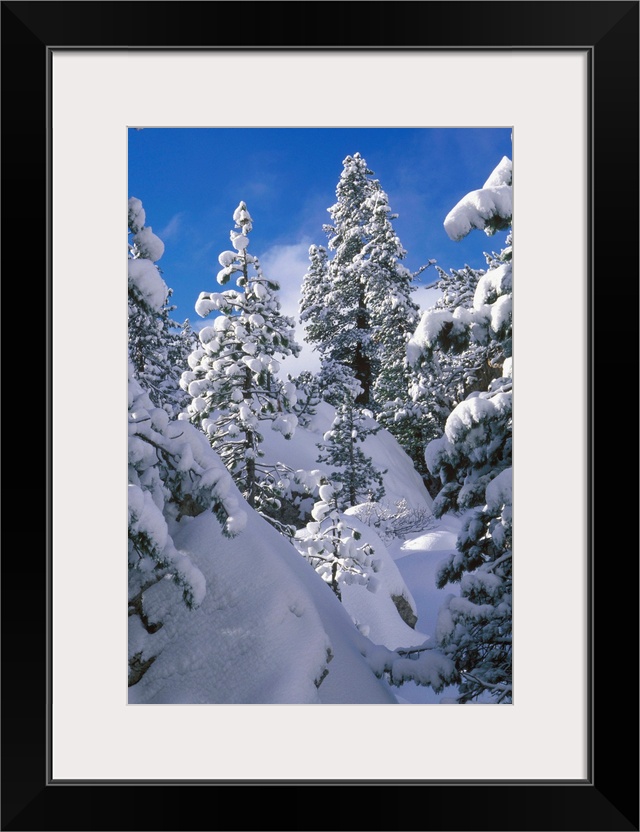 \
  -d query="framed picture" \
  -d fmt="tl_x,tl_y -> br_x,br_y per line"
3,1 -> 637,830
